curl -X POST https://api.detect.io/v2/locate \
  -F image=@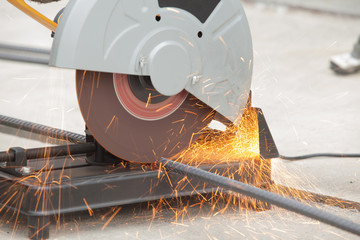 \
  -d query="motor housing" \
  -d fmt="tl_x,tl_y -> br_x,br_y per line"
50,0 -> 253,123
